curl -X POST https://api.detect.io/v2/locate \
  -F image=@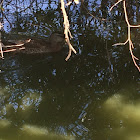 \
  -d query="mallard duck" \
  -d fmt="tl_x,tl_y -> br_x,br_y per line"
22,33 -> 65,54
2,33 -> 65,54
